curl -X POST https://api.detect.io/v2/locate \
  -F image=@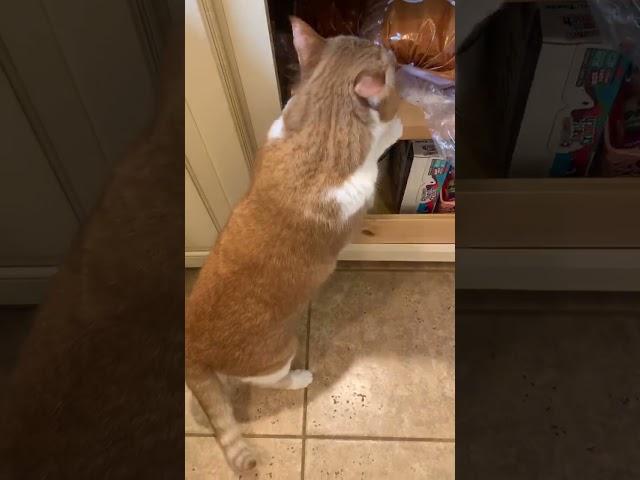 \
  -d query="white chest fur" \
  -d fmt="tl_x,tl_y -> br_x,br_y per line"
266,98 -> 293,141
267,116 -> 285,140
327,113 -> 403,220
